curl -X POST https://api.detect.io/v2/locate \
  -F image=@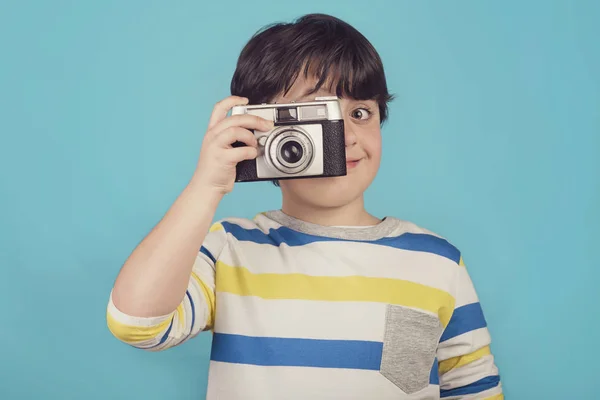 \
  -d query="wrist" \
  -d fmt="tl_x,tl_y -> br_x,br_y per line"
185,175 -> 225,207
